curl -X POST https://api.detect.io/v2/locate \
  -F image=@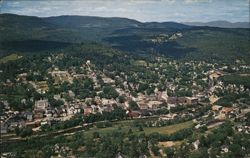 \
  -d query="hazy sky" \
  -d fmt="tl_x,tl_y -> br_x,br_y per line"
0,0 -> 249,22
